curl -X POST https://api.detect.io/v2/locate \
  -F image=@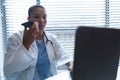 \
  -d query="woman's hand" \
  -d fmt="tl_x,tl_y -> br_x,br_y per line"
22,22 -> 39,50
66,61 -> 73,72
